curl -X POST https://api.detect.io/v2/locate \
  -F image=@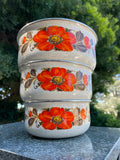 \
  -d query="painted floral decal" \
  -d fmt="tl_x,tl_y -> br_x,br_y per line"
90,39 -> 96,58
72,31 -> 91,52
37,67 -> 76,91
20,31 -> 37,55
25,106 -> 90,130
83,74 -> 88,86
84,36 -> 91,49
21,67 -> 89,91
20,26 -> 94,54
80,108 -> 86,120
33,26 -> 76,51
39,107 -> 74,130
22,36 -> 27,44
